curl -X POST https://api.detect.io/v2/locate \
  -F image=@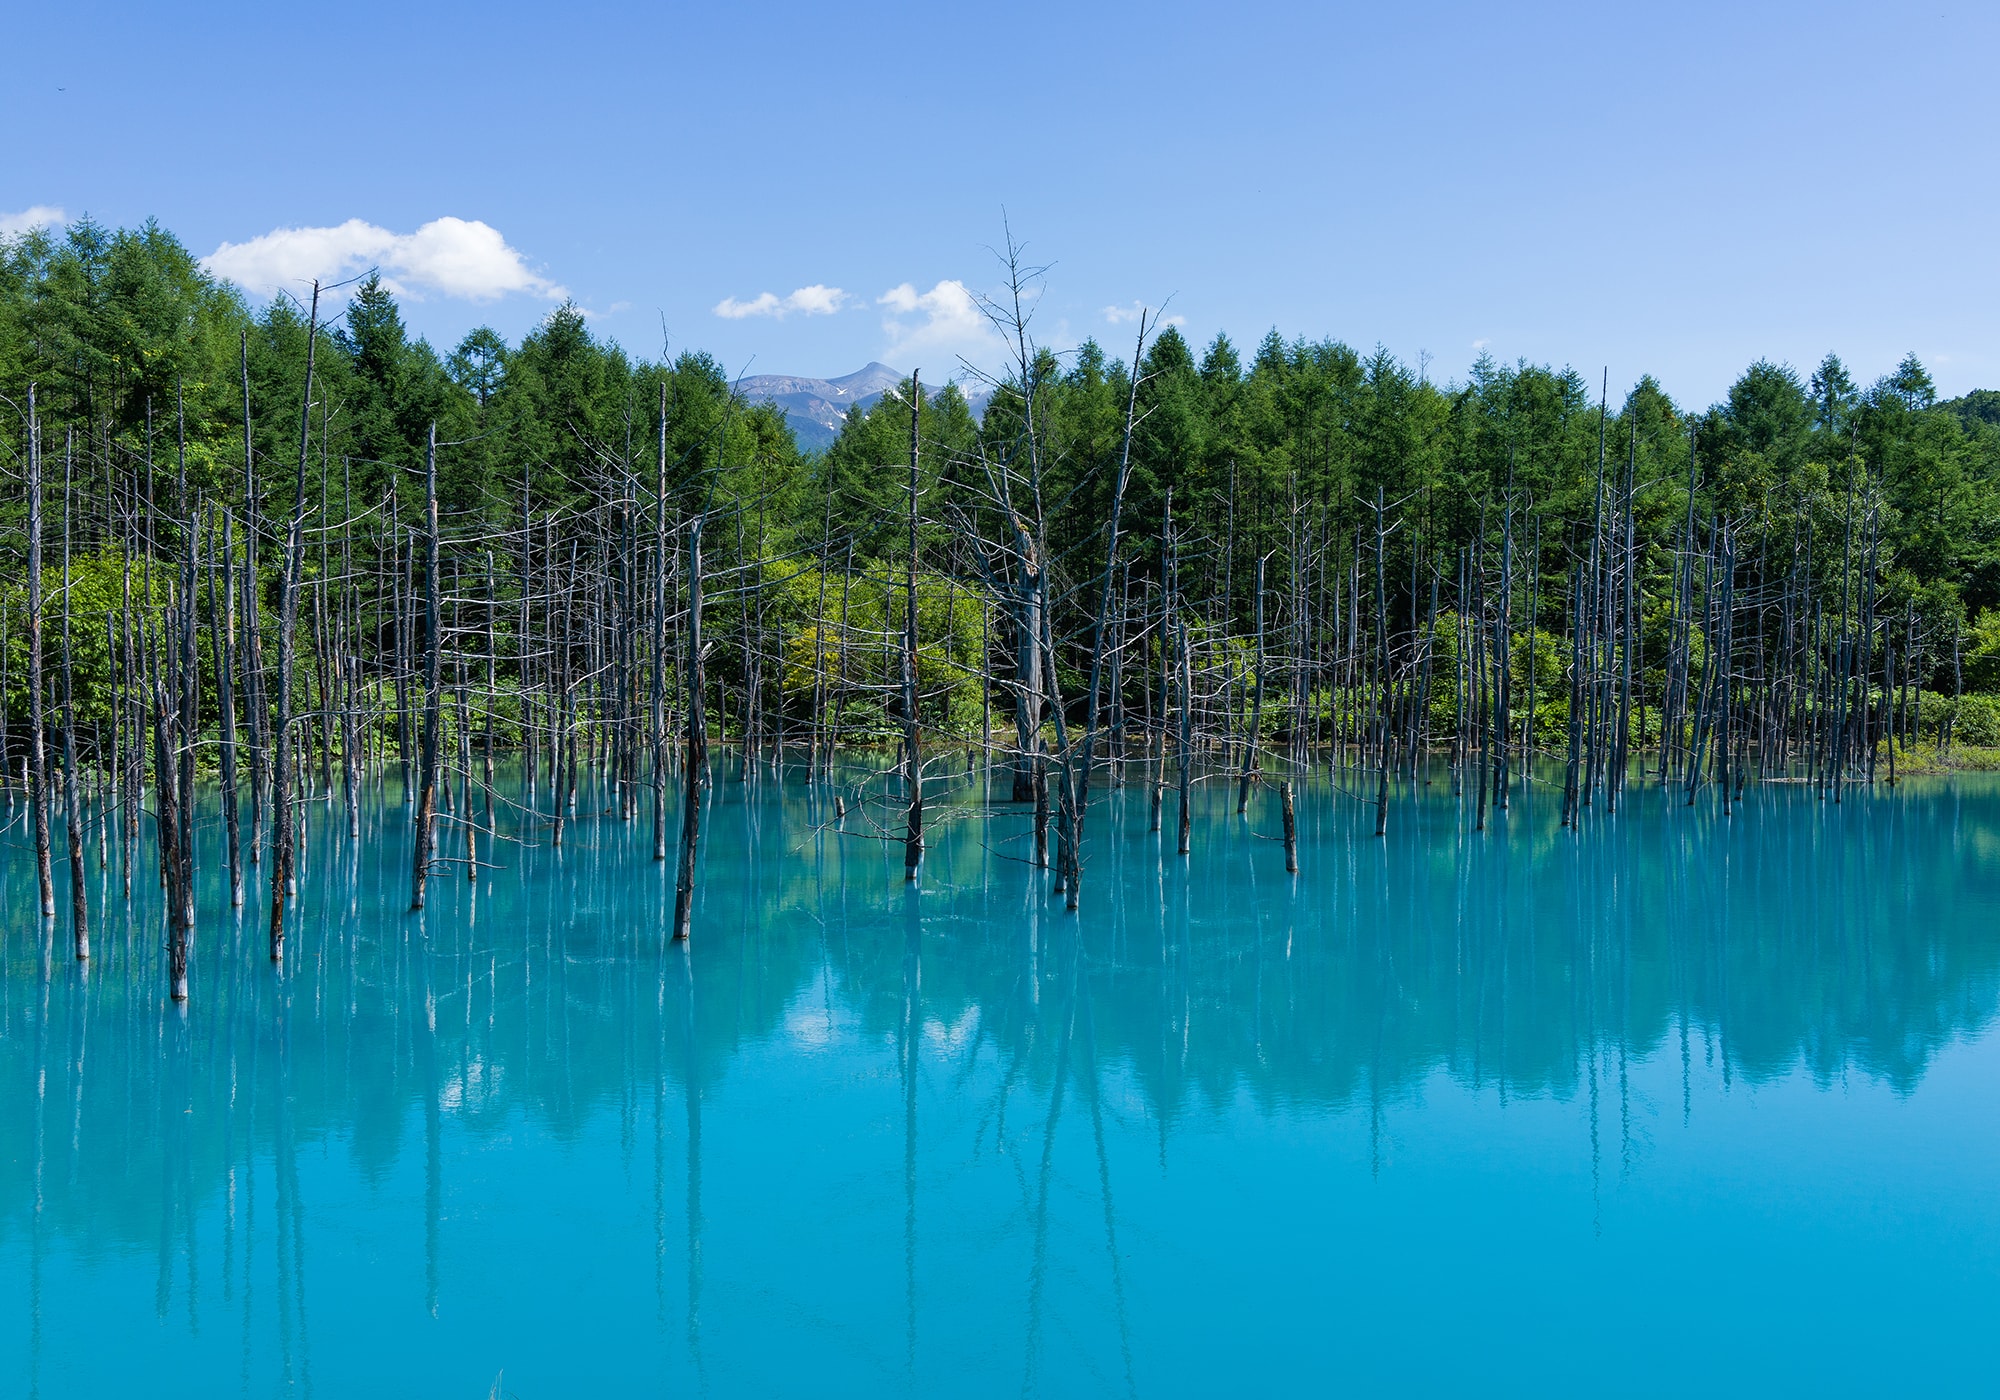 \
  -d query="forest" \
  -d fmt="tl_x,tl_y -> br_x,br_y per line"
5,215 -> 2000,986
